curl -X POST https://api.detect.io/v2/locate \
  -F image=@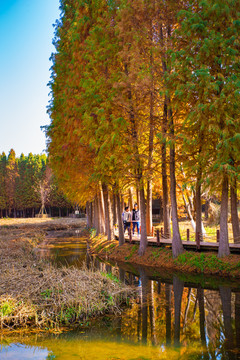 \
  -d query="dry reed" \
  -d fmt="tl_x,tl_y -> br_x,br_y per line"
0,223 -> 132,330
